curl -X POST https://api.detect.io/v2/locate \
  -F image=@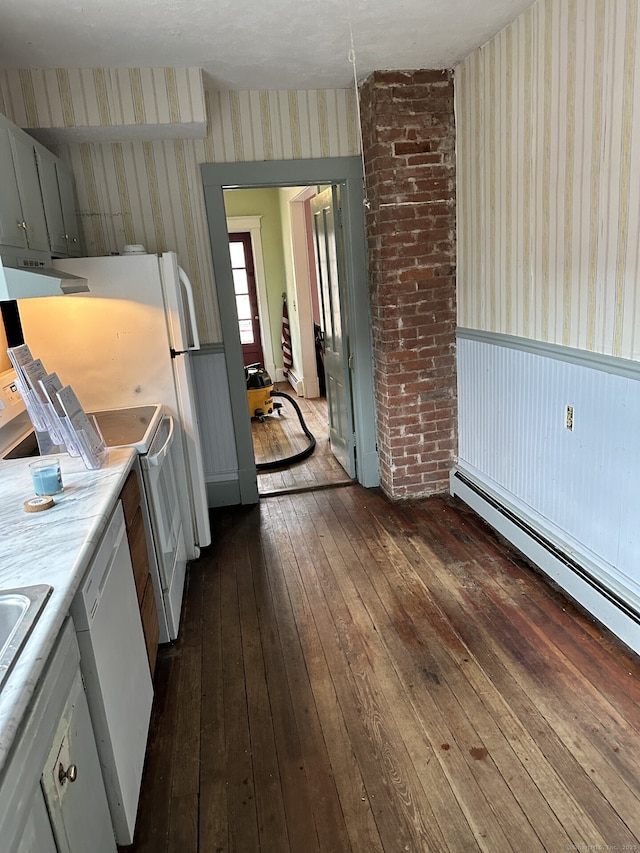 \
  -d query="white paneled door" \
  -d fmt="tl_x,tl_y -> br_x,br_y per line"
311,185 -> 356,478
